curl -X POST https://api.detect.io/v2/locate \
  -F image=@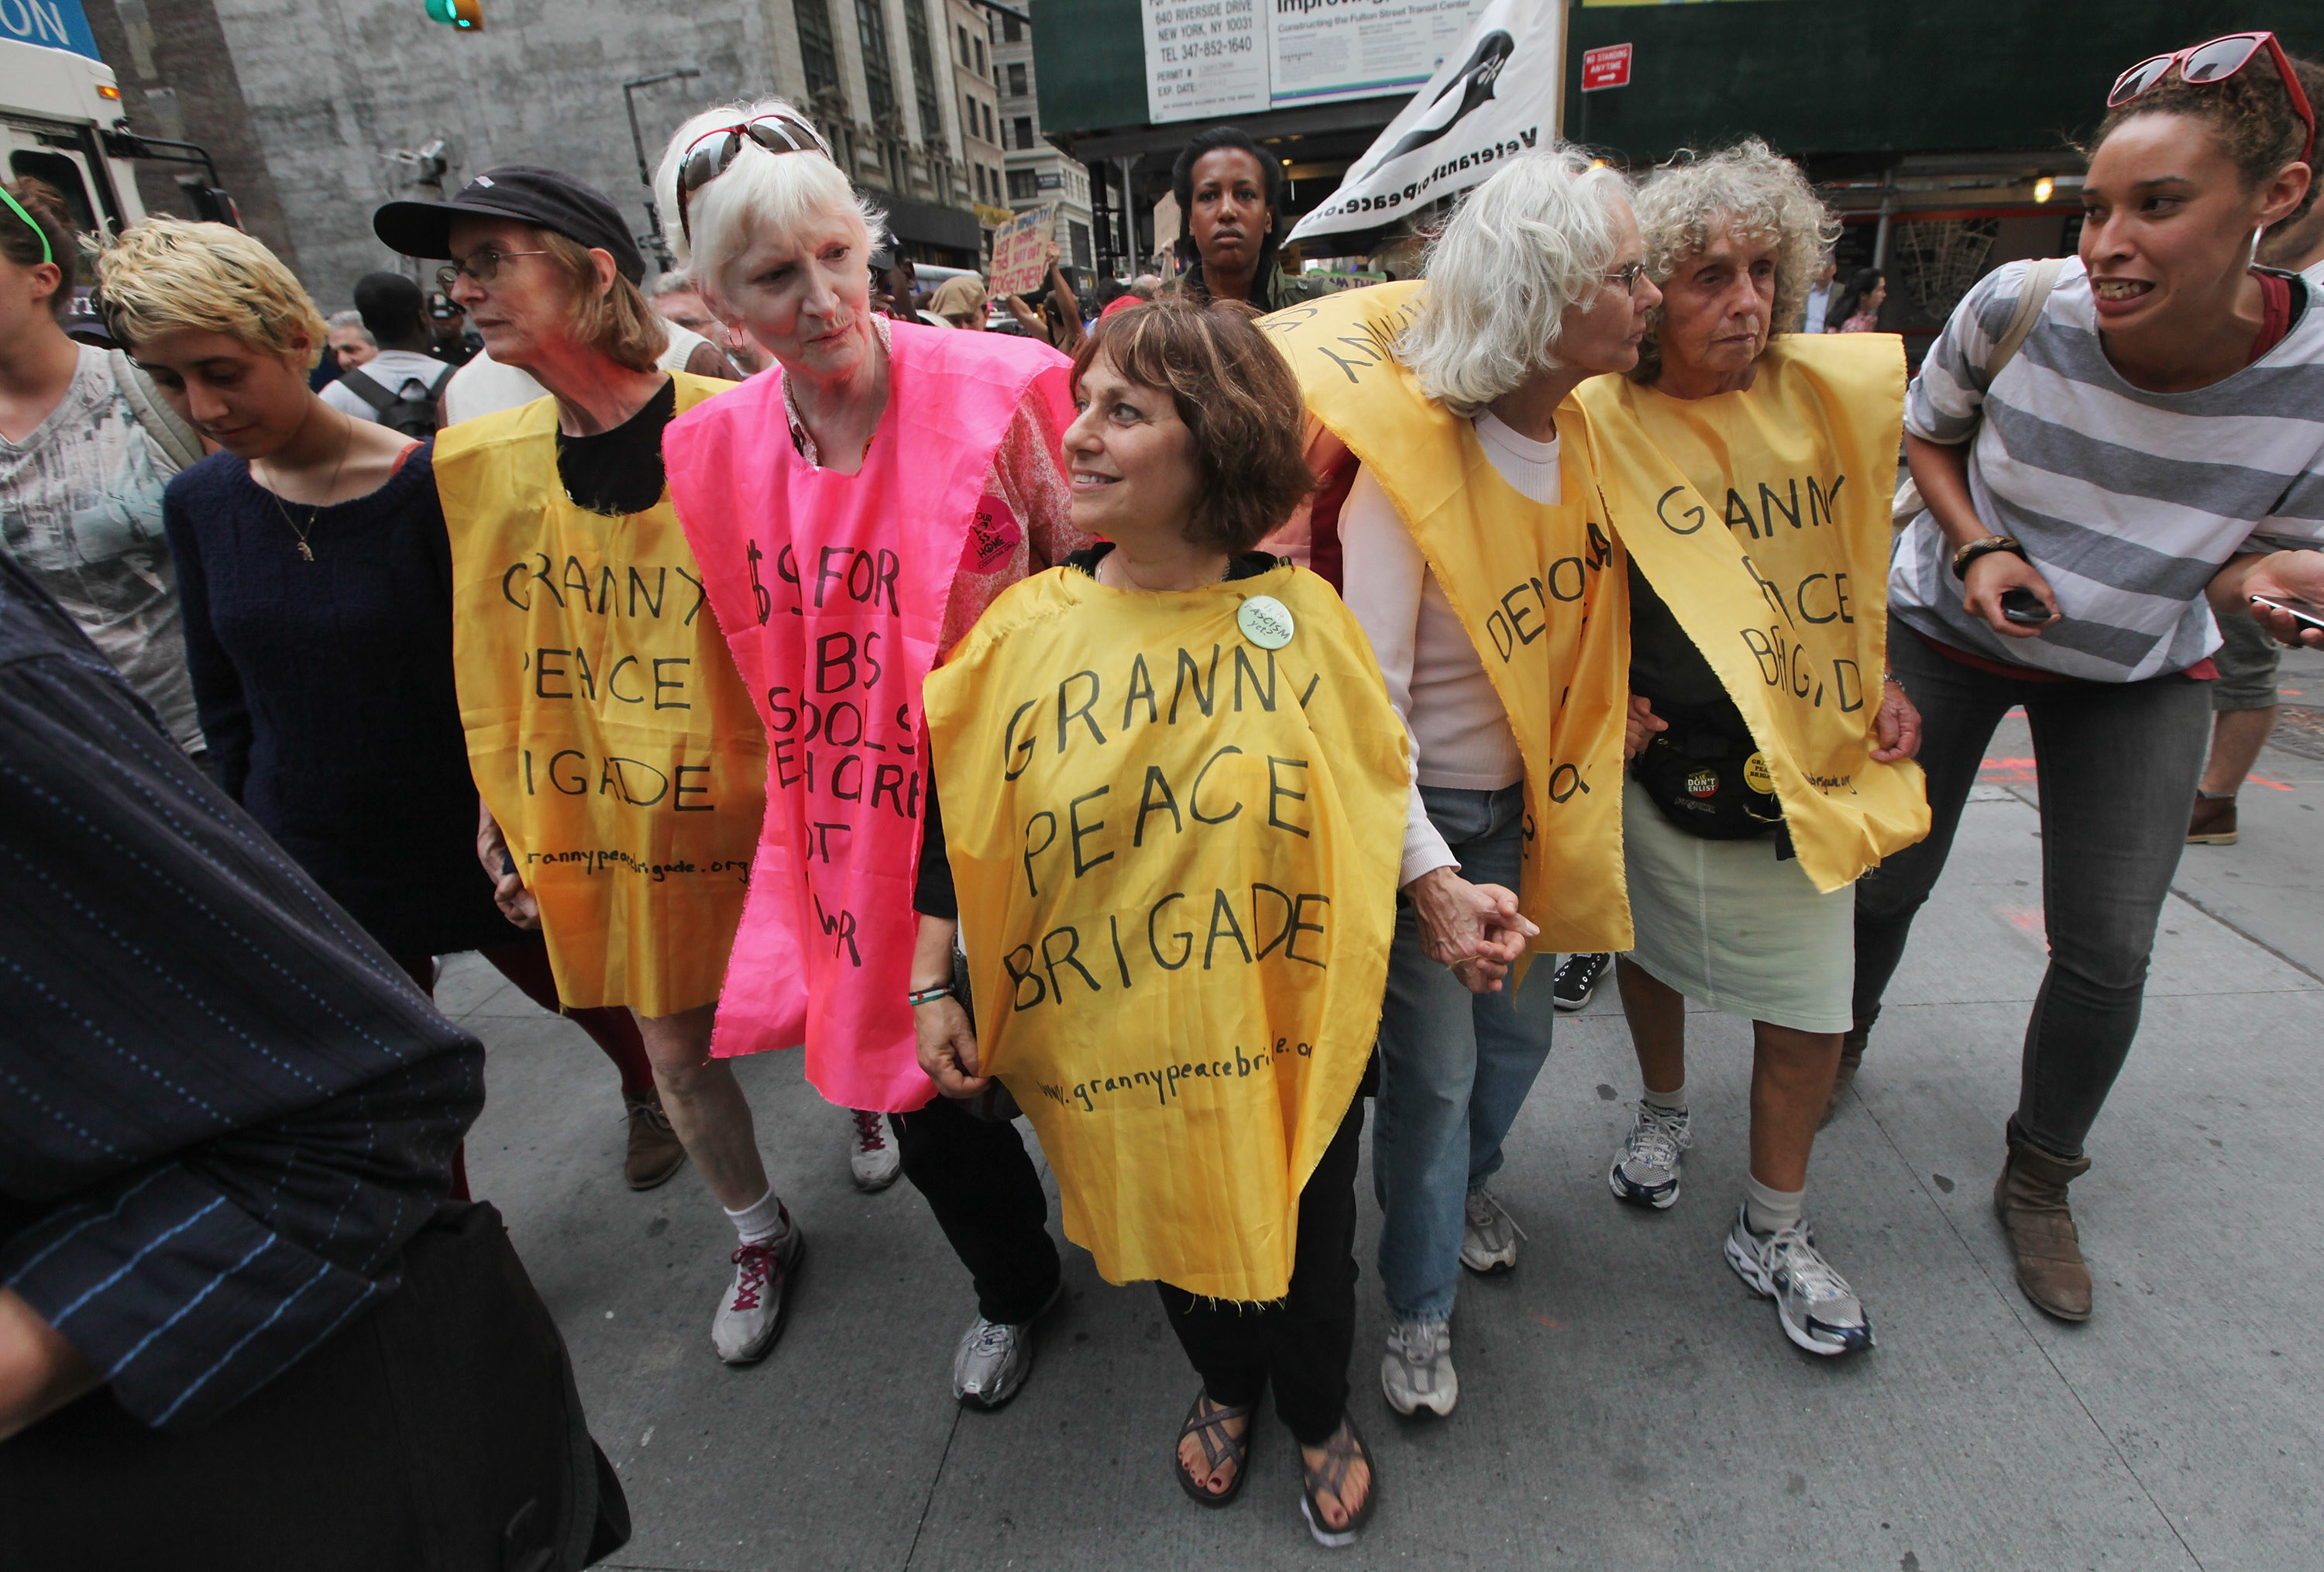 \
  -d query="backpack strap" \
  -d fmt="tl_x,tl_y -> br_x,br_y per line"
105,348 -> 203,473
334,367 -> 397,414
1985,256 -> 2064,380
